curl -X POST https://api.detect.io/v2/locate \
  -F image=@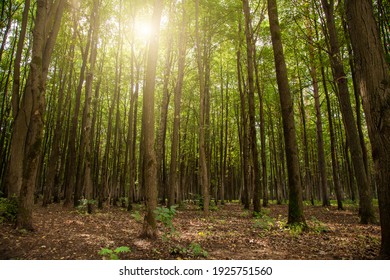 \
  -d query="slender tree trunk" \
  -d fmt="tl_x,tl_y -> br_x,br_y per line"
321,0 -> 375,224
346,0 -> 390,259
156,47 -> 171,205
321,57 -> 344,210
141,0 -> 163,239
242,0 -> 262,213
267,0 -> 305,225
127,64 -> 140,210
80,0 -> 99,209
168,4 -> 187,207
156,6 -> 173,206
307,32 -> 330,207
125,39 -> 136,211
5,0 -> 31,199
17,0 -> 66,229
42,59 -> 68,206
195,0 -> 210,215
237,46 -> 250,209
63,6 -> 90,207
